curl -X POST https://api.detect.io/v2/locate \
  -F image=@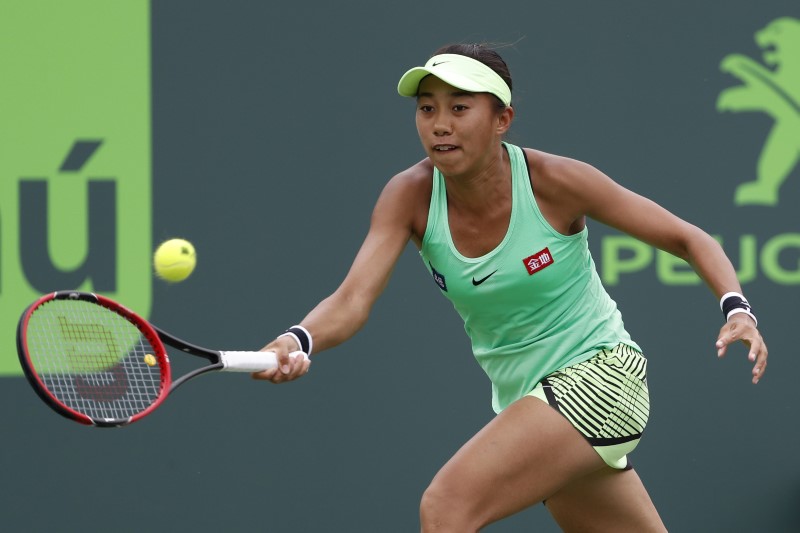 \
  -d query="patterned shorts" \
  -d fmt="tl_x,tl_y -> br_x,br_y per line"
527,343 -> 650,470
